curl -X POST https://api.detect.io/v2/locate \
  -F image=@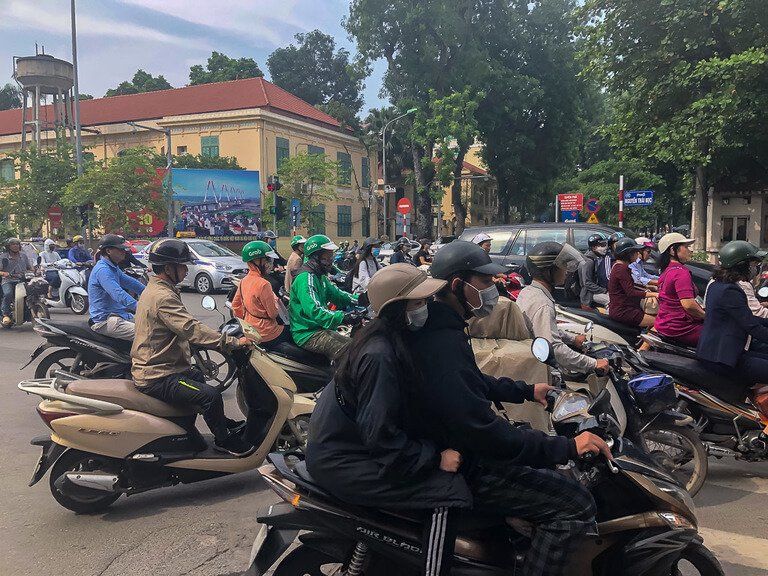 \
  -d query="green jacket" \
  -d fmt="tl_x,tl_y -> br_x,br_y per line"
289,268 -> 357,346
